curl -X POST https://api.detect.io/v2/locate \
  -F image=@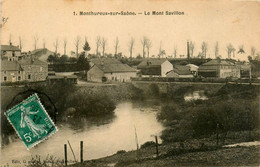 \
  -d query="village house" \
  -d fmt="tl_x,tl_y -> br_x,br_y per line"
198,59 -> 240,78
137,59 -> 173,77
235,62 -> 251,78
1,60 -> 25,82
166,65 -> 194,78
1,43 -> 22,61
186,64 -> 199,76
18,58 -> 48,82
87,63 -> 137,82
